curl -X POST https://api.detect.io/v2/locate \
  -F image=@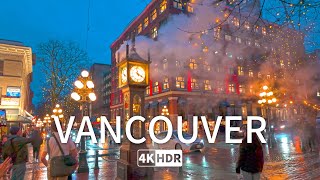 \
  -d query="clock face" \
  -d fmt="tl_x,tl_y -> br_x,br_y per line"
130,66 -> 145,83
121,67 -> 127,83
